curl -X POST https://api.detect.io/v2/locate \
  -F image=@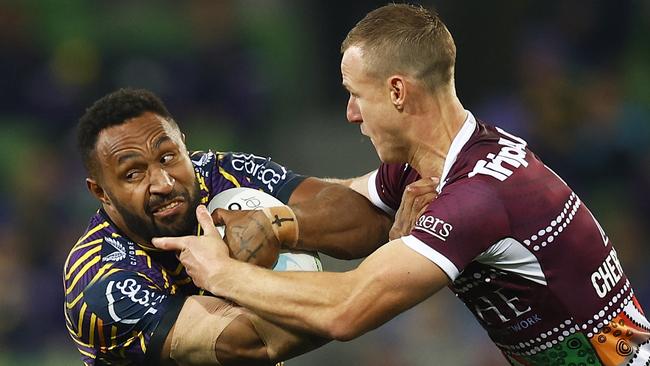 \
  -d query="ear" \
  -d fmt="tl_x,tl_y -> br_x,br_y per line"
388,76 -> 406,111
181,132 -> 186,143
86,178 -> 111,206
